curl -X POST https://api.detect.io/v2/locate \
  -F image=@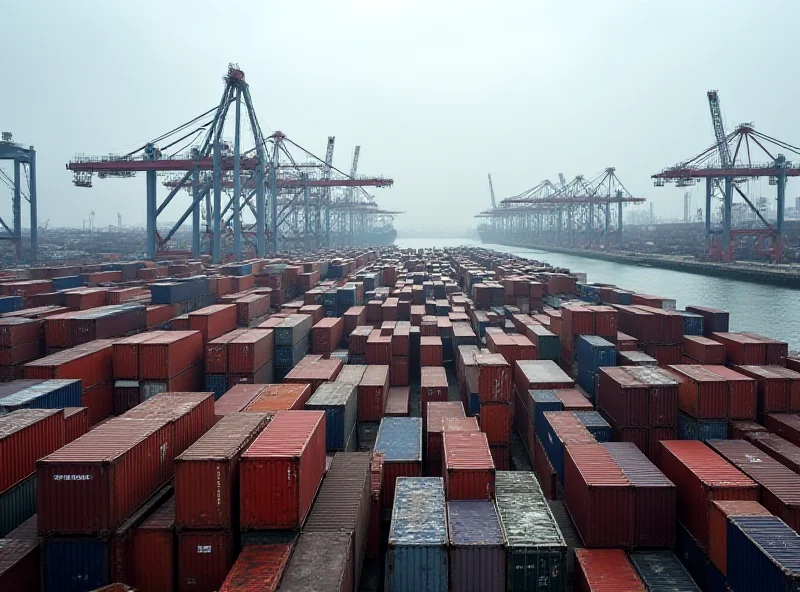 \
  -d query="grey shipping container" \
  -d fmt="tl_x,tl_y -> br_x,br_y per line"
727,515 -> 800,592
629,551 -> 700,591
306,382 -> 358,452
304,452 -> 371,588
495,471 -> 566,592
447,500 -> 505,592
274,334 -> 310,369
388,477 -> 448,592
0,379 -> 82,415
280,532 -> 353,592
0,474 -> 36,537
274,314 -> 313,347
574,411 -> 612,442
